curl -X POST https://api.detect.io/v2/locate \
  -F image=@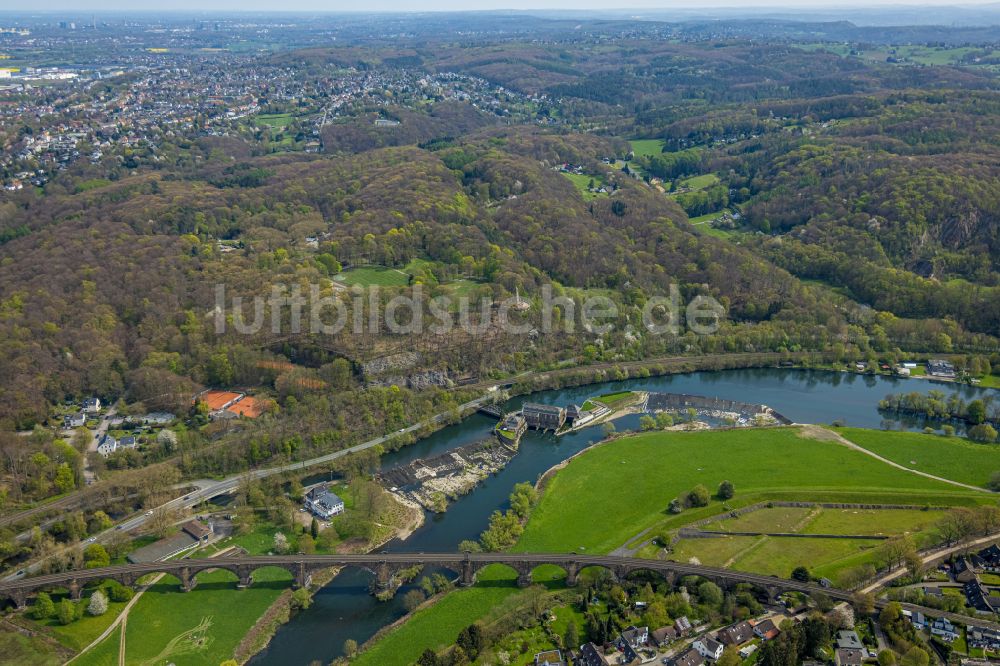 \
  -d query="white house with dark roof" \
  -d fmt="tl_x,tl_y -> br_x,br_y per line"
304,486 -> 345,519
694,636 -> 724,661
